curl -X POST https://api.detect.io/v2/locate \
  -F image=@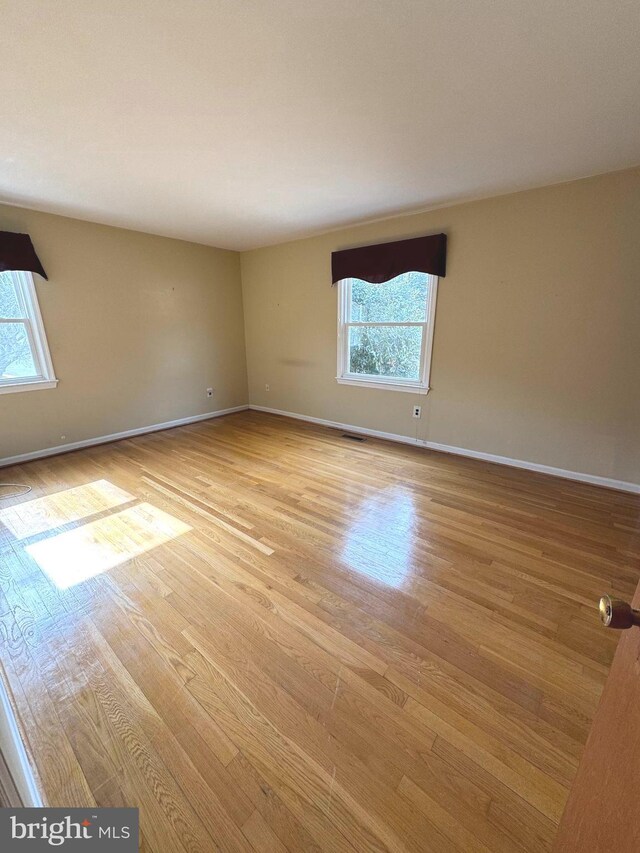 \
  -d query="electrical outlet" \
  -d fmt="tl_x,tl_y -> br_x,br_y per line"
206,388 -> 213,398
265,384 -> 270,391
412,405 -> 422,419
